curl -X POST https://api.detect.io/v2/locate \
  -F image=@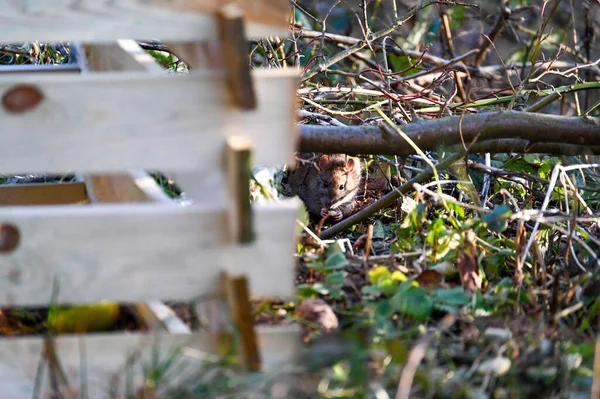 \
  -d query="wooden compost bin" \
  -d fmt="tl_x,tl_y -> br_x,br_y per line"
0,1 -> 301,397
